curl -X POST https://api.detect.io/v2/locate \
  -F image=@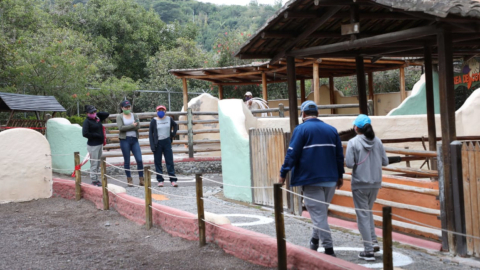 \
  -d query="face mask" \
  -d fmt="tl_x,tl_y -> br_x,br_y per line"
245,96 -> 251,101
157,111 -> 165,118
87,113 -> 97,119
123,109 -> 131,115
